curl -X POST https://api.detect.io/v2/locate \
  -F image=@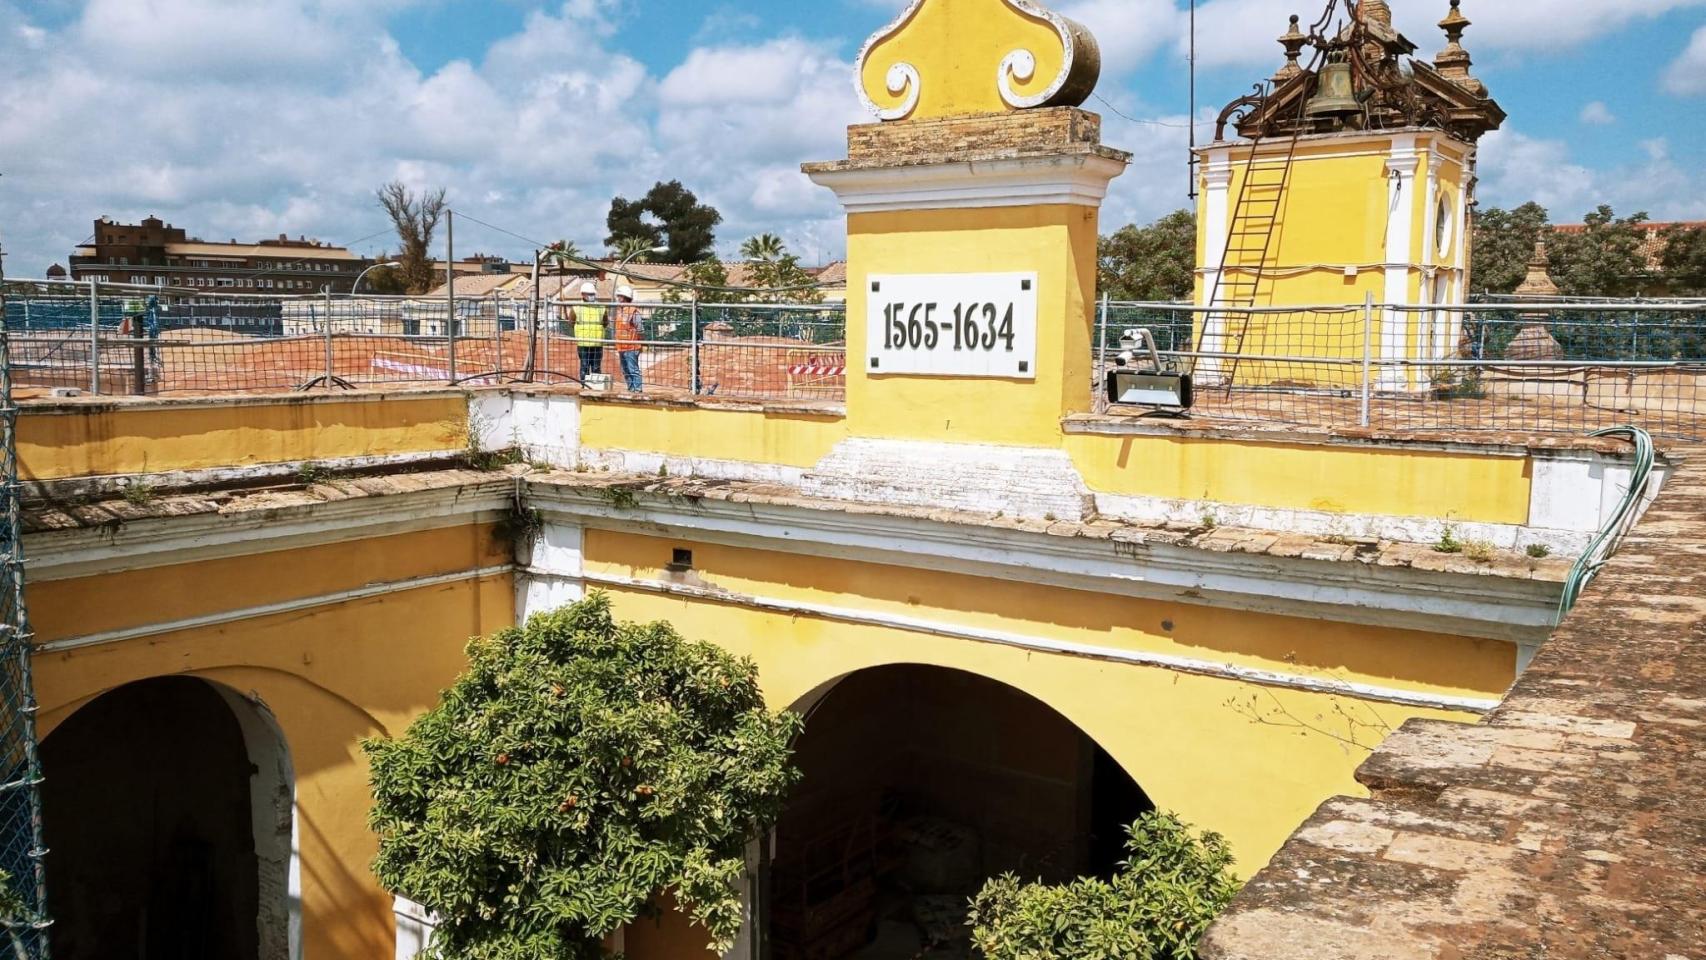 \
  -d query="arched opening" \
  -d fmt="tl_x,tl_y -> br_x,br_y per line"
768,665 -> 1151,959
40,676 -> 296,960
